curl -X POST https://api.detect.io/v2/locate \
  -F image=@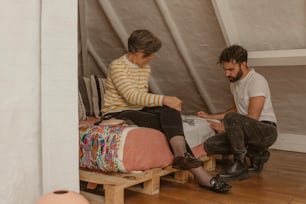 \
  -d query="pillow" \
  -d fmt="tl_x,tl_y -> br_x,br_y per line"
78,76 -> 93,117
182,115 -> 215,148
78,91 -> 87,121
123,127 -> 174,171
90,75 -> 106,118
